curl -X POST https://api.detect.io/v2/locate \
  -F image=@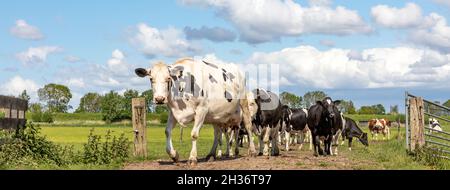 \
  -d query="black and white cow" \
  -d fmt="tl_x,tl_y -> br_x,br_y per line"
216,91 -> 259,158
307,97 -> 342,156
252,88 -> 283,156
135,58 -> 257,165
341,116 -> 369,151
281,105 -> 312,151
